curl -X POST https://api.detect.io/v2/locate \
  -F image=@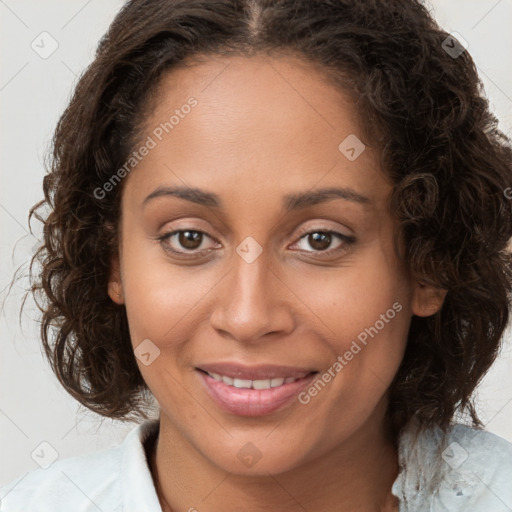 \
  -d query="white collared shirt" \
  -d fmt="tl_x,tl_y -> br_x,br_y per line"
1,419 -> 512,511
